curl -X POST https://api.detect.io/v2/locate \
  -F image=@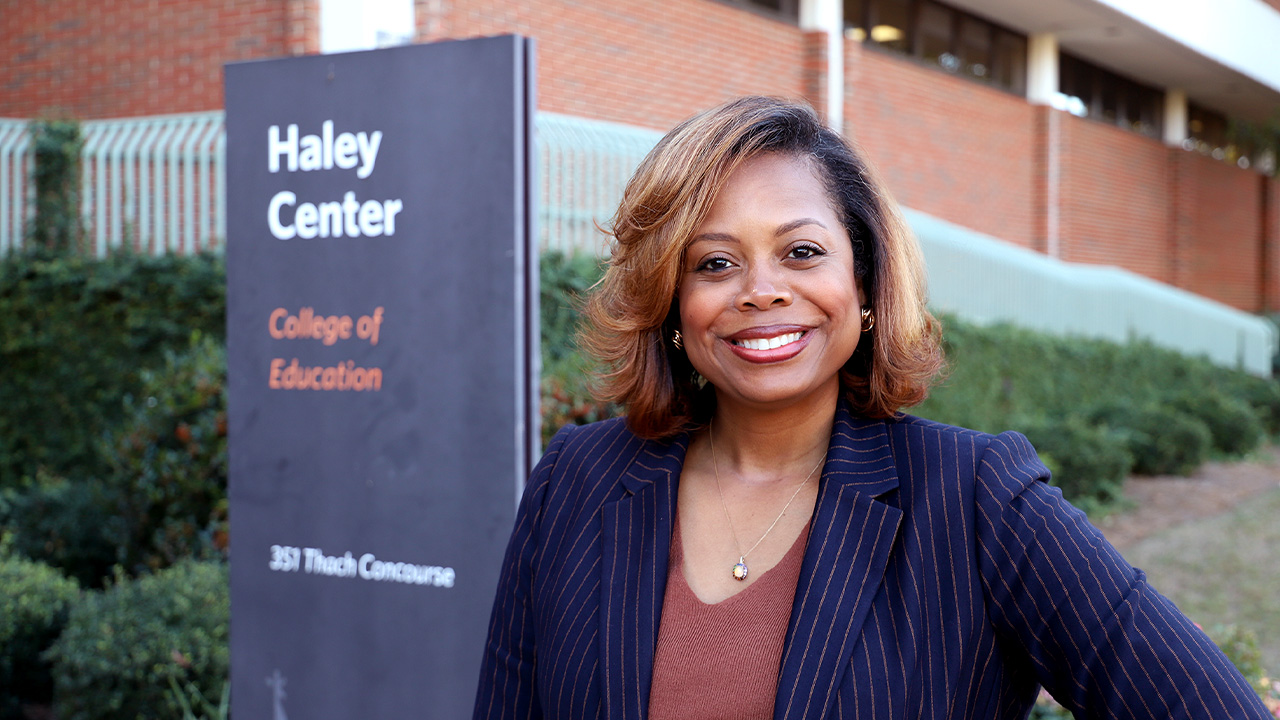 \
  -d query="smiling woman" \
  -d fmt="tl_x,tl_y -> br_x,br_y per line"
473,97 -> 1273,720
